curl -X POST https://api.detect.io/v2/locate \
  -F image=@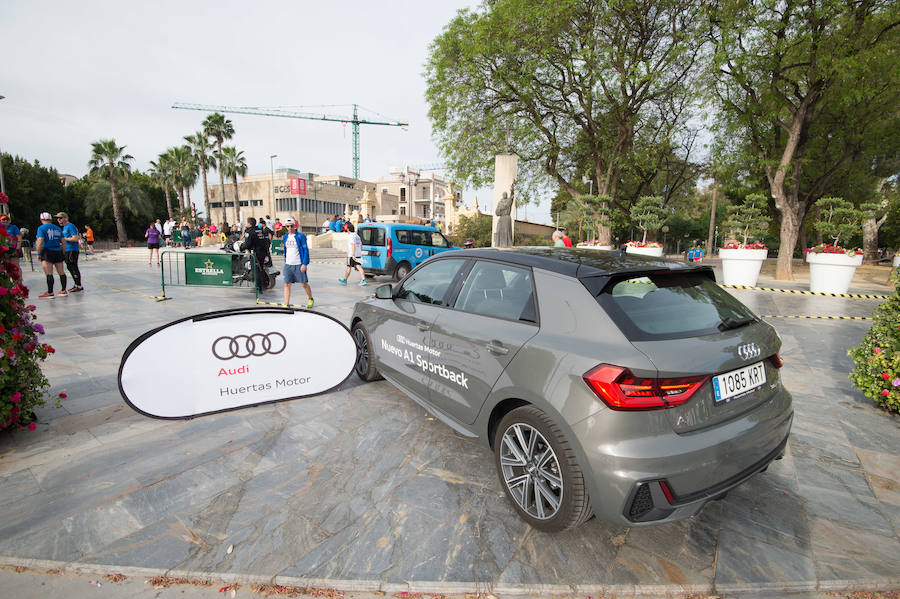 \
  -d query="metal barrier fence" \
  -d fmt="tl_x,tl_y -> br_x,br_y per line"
157,249 -> 259,302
